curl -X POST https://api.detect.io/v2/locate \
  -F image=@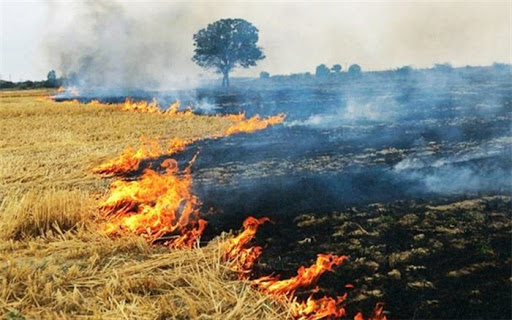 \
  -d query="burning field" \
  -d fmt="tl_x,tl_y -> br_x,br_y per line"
1,66 -> 511,320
